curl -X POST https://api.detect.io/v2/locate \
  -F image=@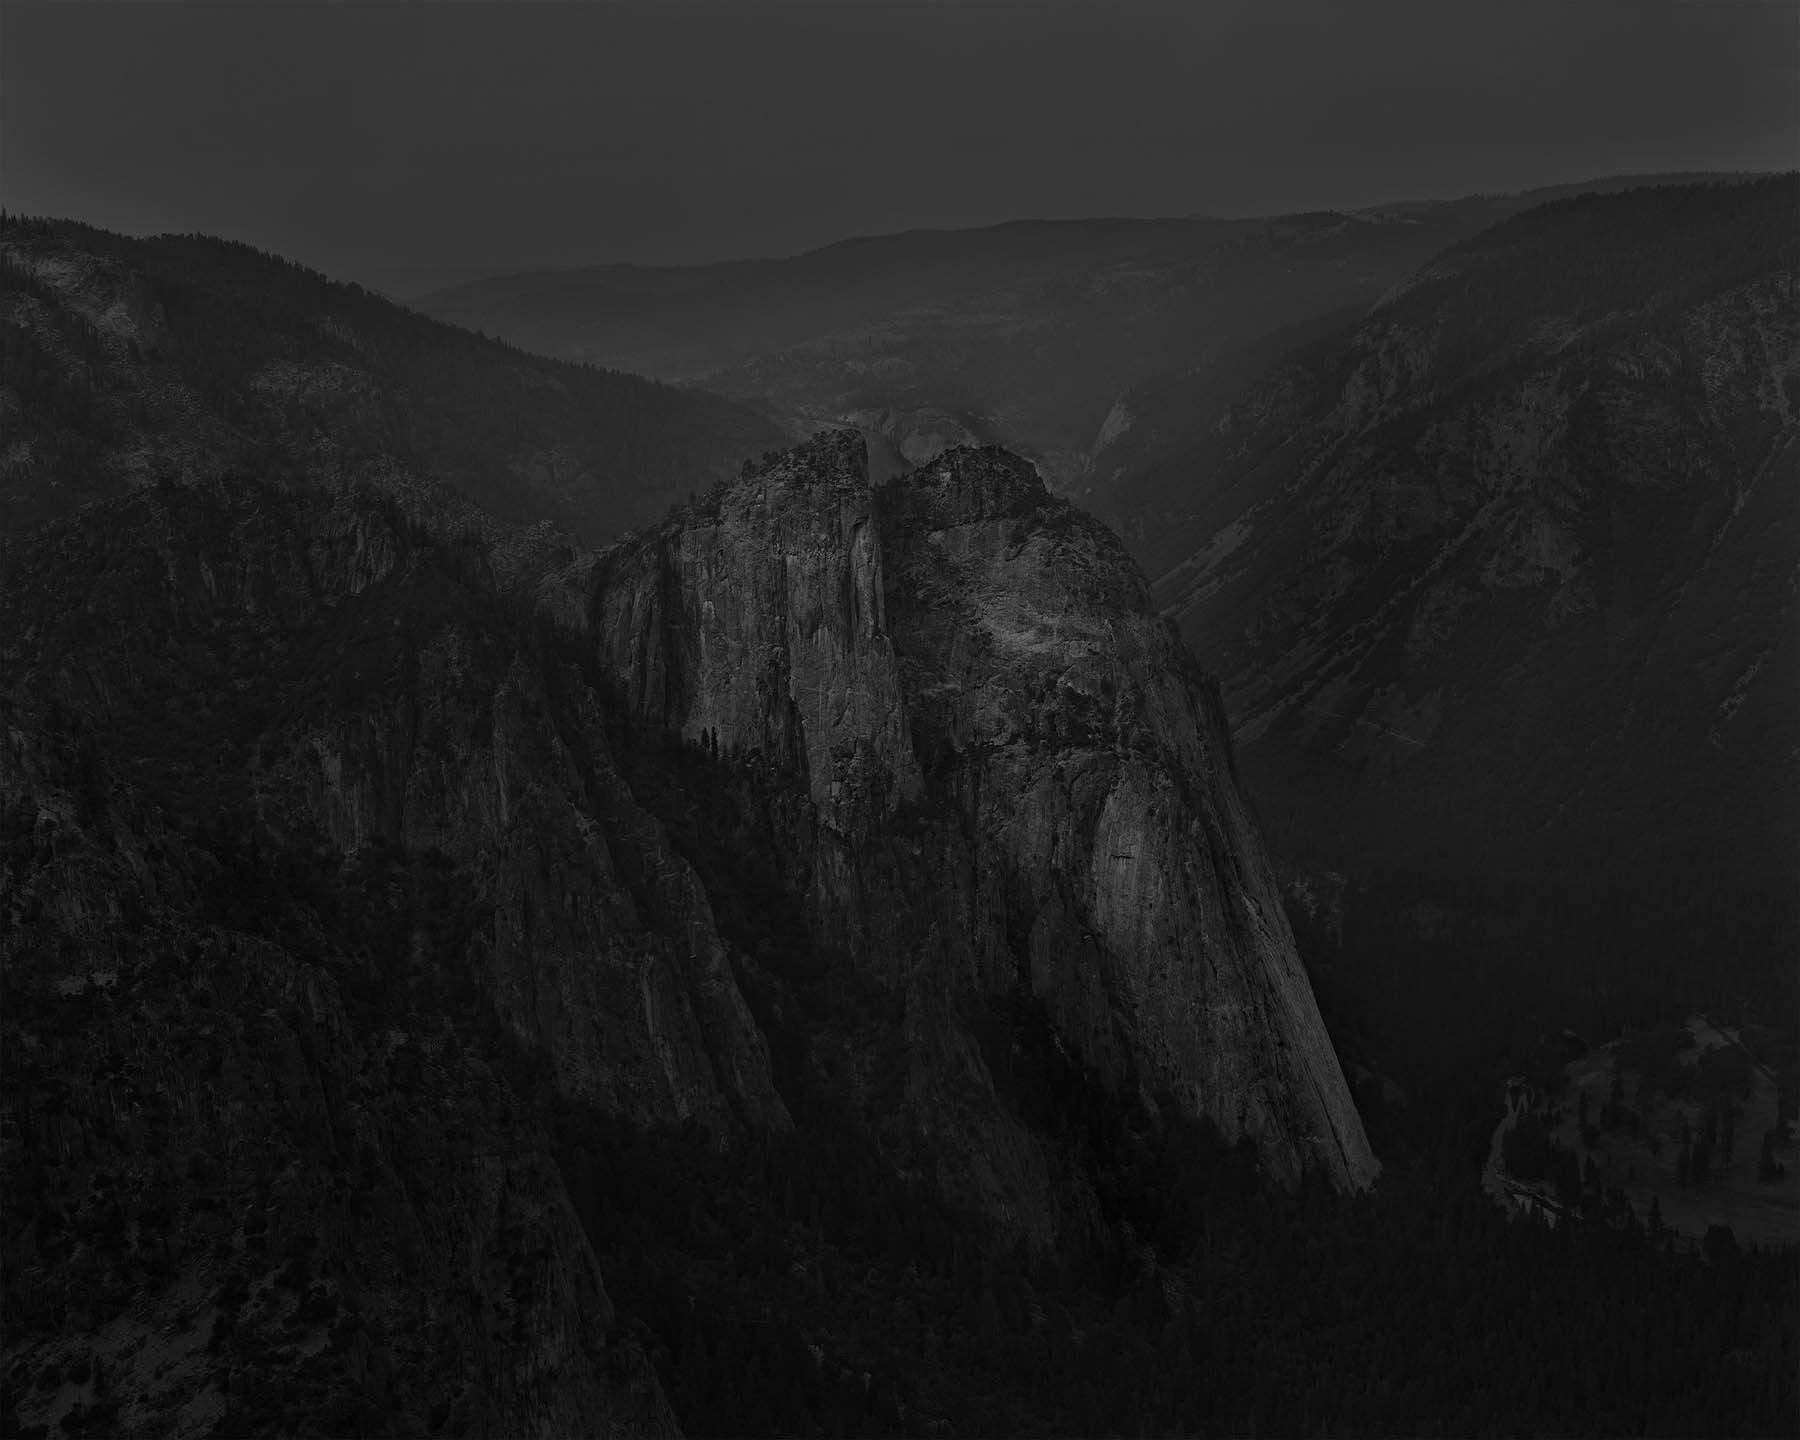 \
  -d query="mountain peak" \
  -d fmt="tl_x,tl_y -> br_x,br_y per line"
741,426 -> 871,491
578,435 -> 1377,1216
891,444 -> 1051,523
